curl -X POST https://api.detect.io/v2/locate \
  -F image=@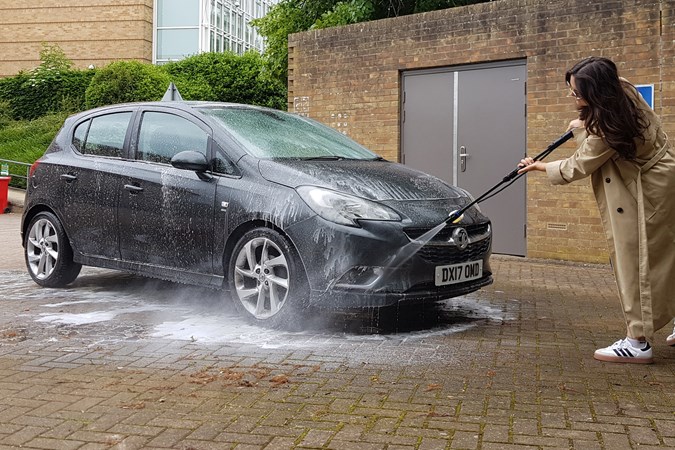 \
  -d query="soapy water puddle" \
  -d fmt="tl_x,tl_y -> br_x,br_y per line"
1,268 -> 511,350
